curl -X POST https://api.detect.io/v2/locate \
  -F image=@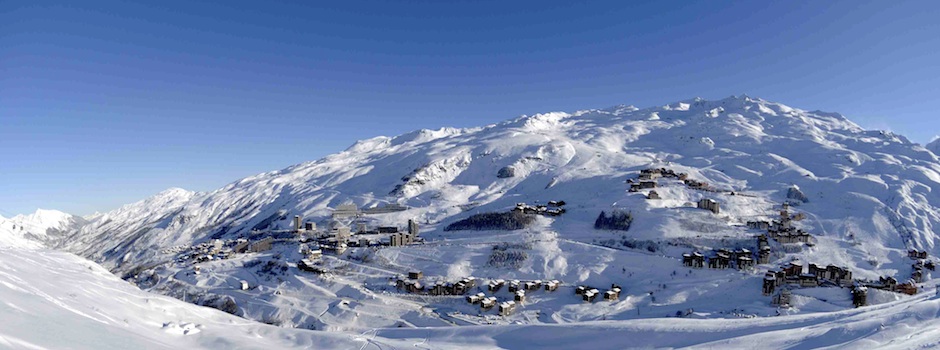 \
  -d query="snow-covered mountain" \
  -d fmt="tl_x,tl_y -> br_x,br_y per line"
0,209 -> 84,248
47,95 -> 940,334
927,137 -> 940,156
64,96 -> 940,270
